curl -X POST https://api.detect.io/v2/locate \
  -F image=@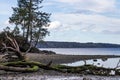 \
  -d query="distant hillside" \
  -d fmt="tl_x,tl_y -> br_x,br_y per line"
37,41 -> 120,48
